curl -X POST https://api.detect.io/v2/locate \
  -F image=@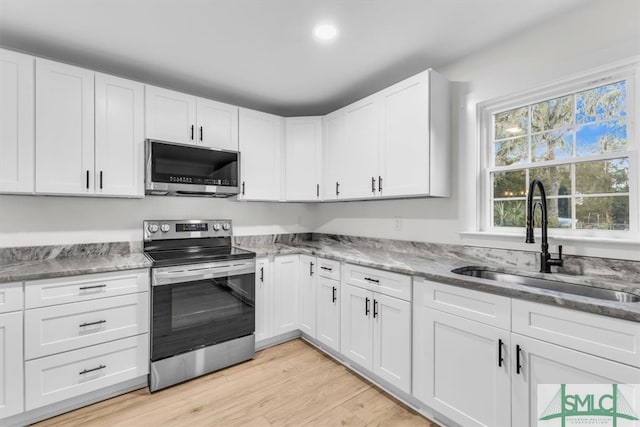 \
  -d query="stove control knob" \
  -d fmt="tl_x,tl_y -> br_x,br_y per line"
160,224 -> 171,233
222,223 -> 230,231
147,224 -> 159,233
212,223 -> 221,231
